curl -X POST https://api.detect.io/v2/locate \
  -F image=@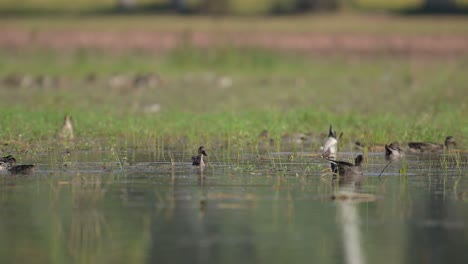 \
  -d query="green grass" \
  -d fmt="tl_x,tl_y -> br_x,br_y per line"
1,48 -> 467,151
